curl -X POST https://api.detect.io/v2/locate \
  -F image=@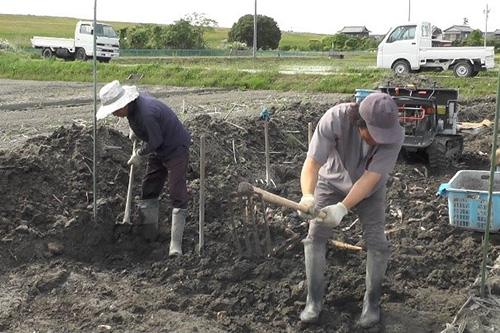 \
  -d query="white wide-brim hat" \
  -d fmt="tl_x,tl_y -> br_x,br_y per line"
96,80 -> 140,120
